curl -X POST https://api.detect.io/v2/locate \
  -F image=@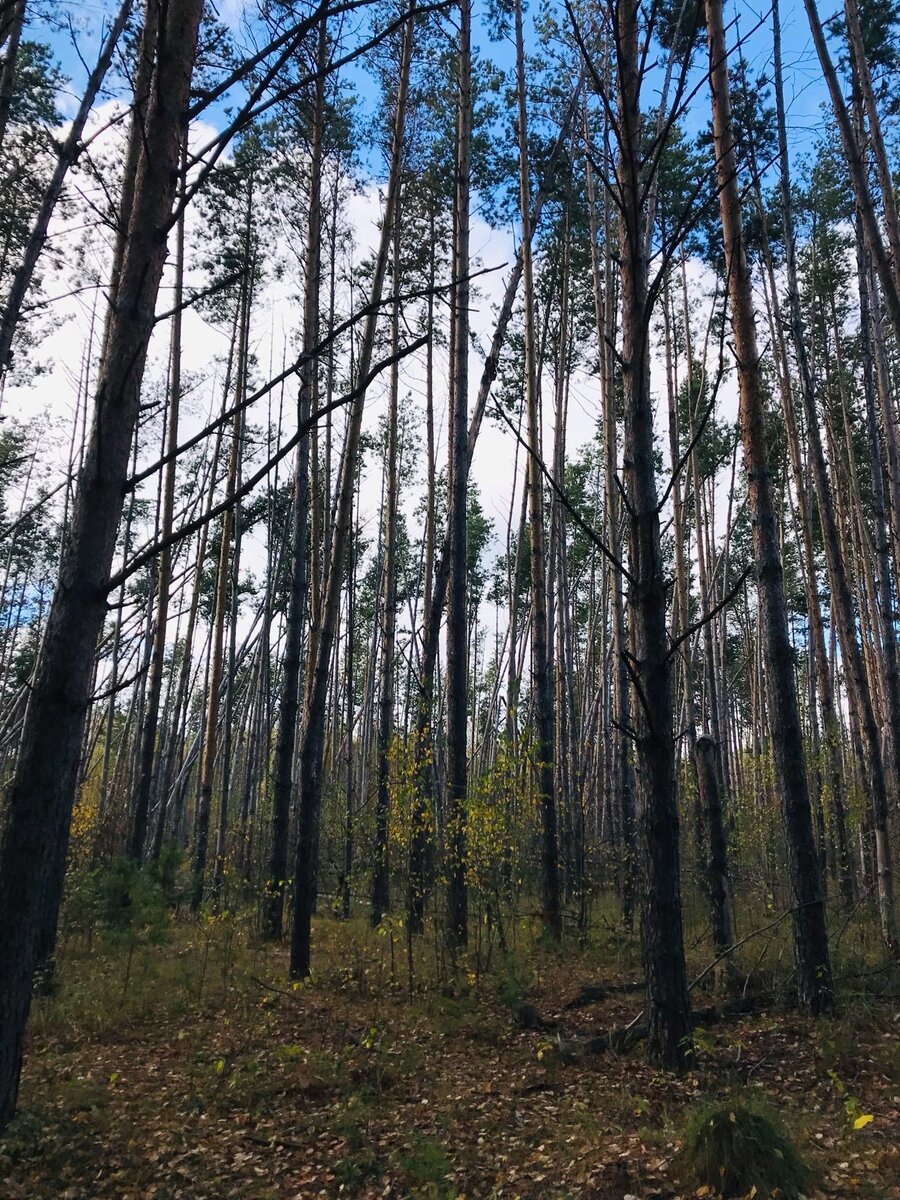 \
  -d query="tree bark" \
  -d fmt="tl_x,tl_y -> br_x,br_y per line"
289,9 -> 413,979
445,0 -> 472,952
617,0 -> 692,1067
707,0 -> 833,1010
0,0 -> 204,1129
514,0 -> 560,941
262,17 -> 325,941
